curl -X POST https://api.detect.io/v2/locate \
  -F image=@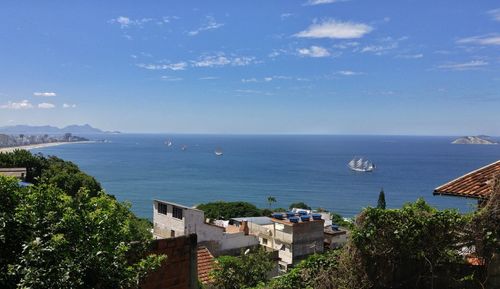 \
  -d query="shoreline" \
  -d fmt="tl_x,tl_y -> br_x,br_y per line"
0,141 -> 94,153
